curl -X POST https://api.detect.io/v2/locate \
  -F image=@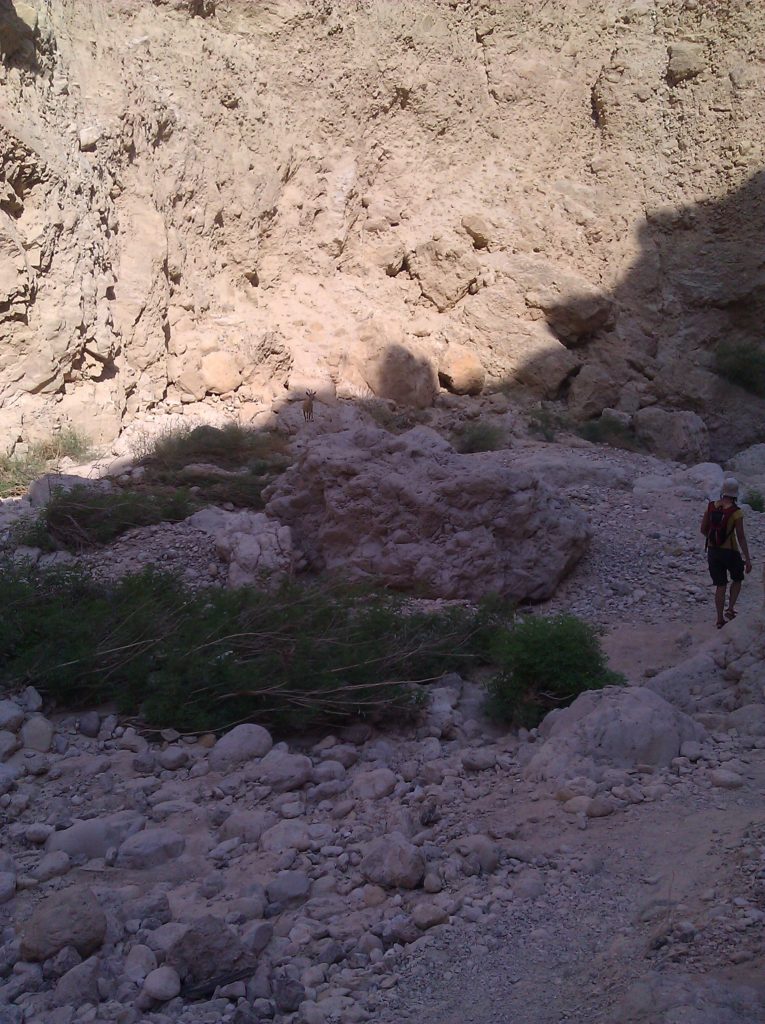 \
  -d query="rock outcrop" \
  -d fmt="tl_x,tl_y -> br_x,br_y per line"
0,1 -> 763,457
